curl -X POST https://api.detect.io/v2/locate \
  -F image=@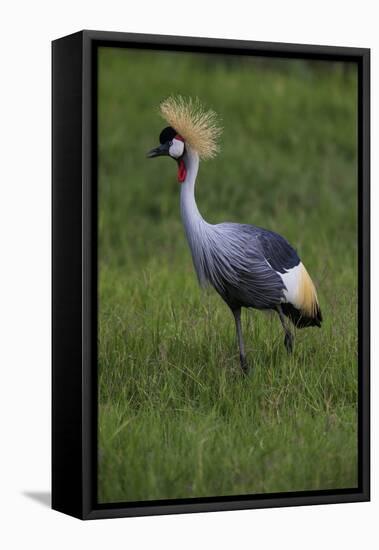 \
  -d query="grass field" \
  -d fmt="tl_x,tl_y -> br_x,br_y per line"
98,48 -> 358,503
